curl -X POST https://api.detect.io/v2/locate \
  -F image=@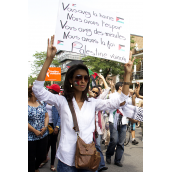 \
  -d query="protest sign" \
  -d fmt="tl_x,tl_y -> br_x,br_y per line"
54,0 -> 130,63
45,67 -> 61,81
